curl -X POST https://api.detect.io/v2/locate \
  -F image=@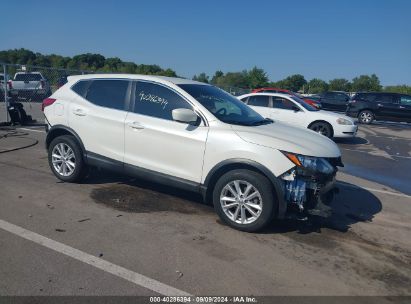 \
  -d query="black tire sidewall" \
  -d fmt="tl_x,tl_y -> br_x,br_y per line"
213,169 -> 276,232
310,122 -> 332,138
48,135 -> 85,182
